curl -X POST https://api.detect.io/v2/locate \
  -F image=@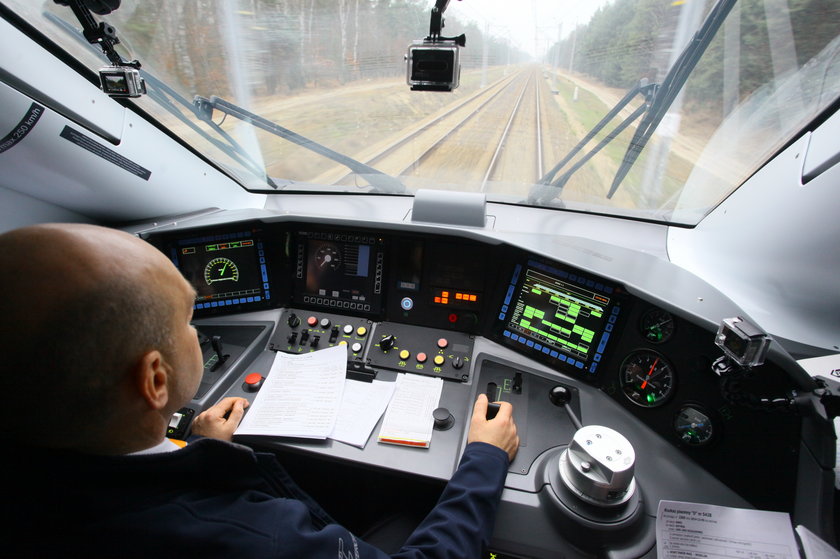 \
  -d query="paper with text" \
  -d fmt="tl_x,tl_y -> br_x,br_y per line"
235,345 -> 347,439
657,500 -> 799,559
377,373 -> 443,448
329,379 -> 396,448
